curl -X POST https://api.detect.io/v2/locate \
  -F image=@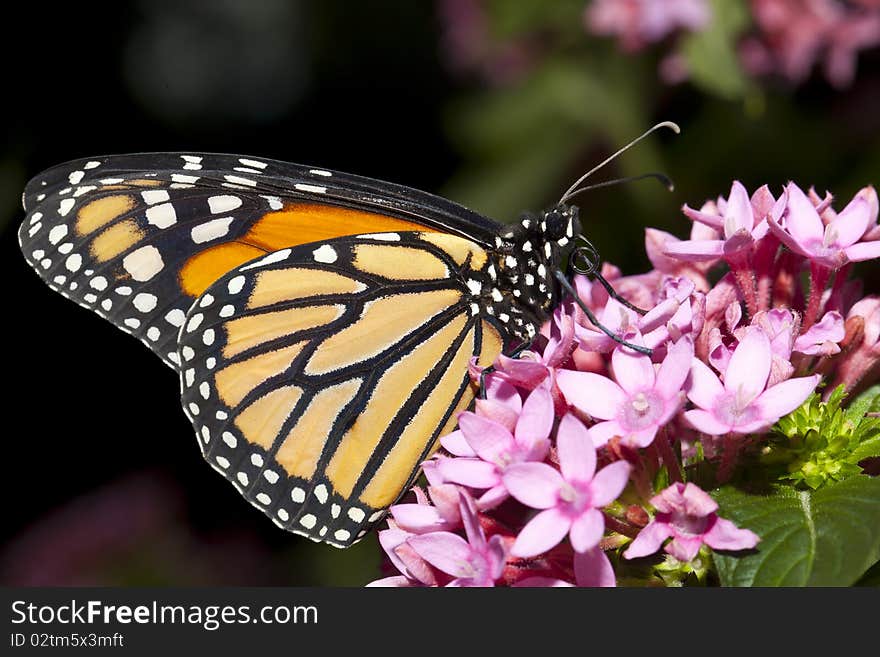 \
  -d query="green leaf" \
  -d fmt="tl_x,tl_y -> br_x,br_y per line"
679,0 -> 750,99
843,384 -> 880,424
712,476 -> 880,586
